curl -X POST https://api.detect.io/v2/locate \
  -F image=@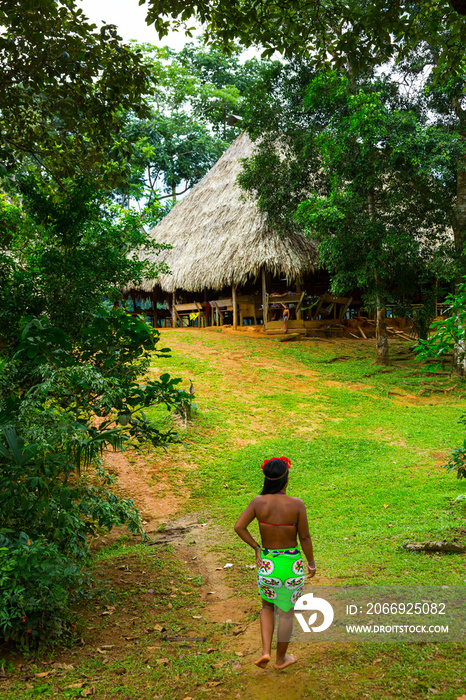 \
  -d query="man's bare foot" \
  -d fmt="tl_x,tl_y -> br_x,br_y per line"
274,654 -> 297,670
254,654 -> 271,668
